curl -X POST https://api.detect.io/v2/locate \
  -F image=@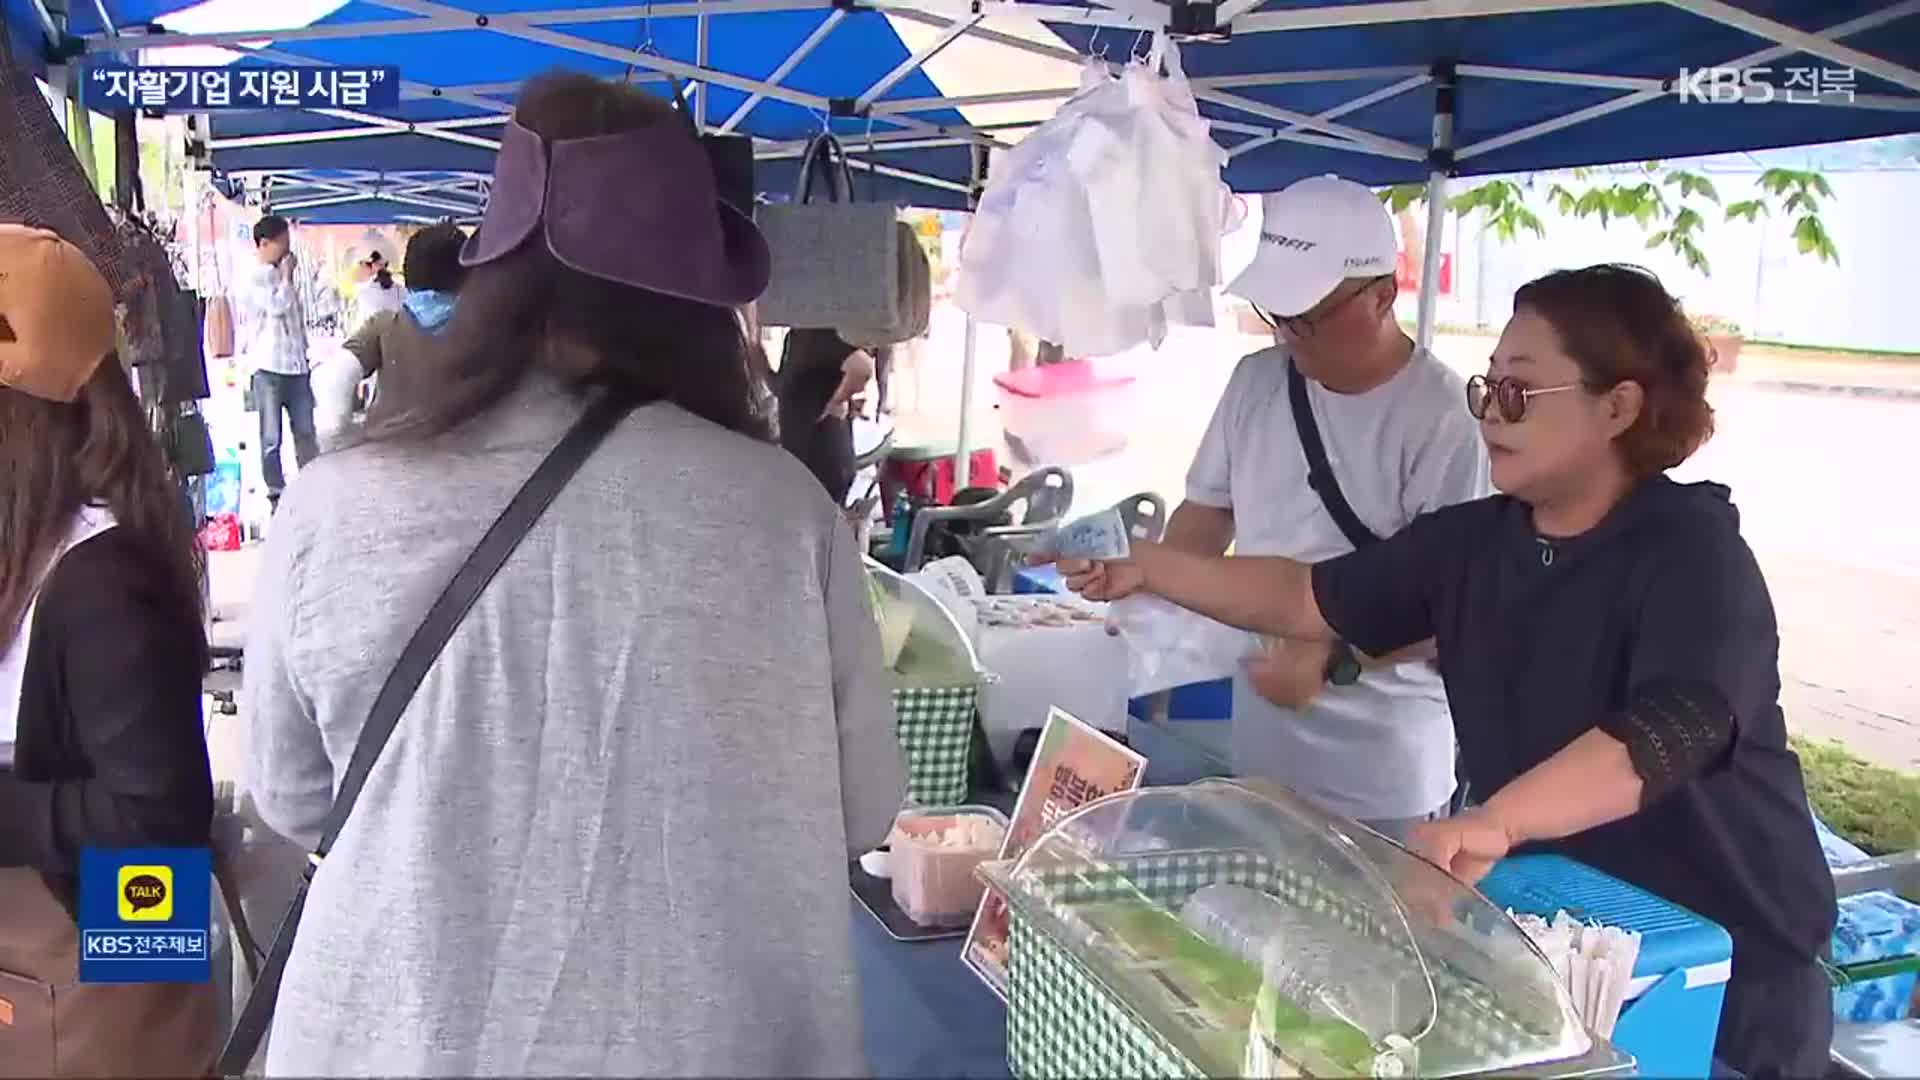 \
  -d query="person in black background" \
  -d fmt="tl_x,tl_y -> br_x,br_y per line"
775,328 -> 877,504
1055,264 -> 1836,1079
